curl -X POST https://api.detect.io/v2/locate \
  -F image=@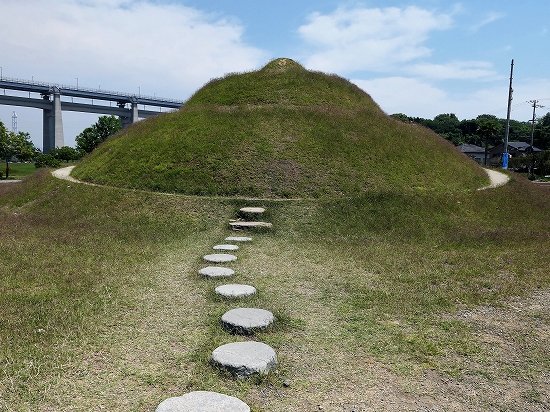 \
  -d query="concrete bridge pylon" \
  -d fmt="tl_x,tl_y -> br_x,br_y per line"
42,87 -> 64,154
0,77 -> 184,153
